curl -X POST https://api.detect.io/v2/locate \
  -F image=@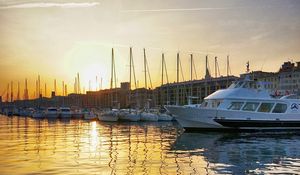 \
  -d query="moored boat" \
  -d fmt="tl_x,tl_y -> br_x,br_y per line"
140,112 -> 158,121
32,109 -> 45,119
45,107 -> 59,118
118,109 -> 140,122
72,109 -> 83,119
59,107 -> 72,118
165,78 -> 300,131
82,109 -> 97,120
98,110 -> 119,122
